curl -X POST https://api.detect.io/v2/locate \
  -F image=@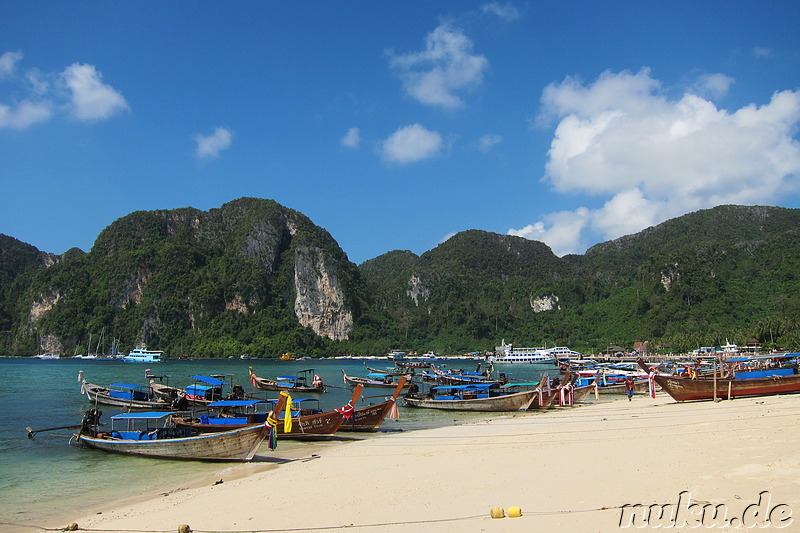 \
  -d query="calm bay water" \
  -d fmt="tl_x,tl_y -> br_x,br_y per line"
0,356 -> 551,530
